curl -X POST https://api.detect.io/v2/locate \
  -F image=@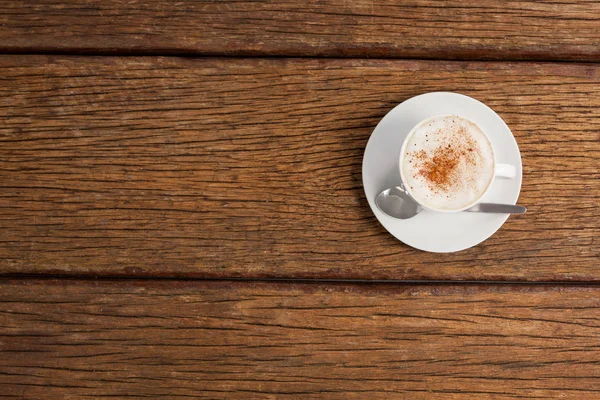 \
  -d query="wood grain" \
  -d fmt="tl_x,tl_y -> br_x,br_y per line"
2,1 -> 600,61
2,279 -> 600,399
0,56 -> 598,280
